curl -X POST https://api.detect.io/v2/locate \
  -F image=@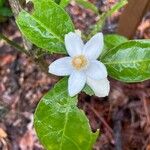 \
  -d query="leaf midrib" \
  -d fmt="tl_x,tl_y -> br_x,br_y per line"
59,109 -> 69,150
59,108 -> 81,150
25,11 -> 64,43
